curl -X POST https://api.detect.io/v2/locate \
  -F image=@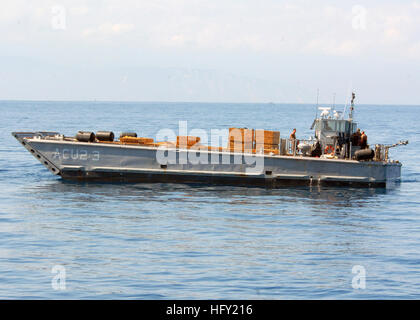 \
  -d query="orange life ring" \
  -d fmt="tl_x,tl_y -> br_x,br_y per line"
324,145 -> 334,154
